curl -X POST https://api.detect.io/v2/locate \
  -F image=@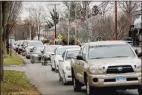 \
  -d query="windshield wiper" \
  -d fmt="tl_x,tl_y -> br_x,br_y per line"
112,56 -> 129,58
92,57 -> 105,59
